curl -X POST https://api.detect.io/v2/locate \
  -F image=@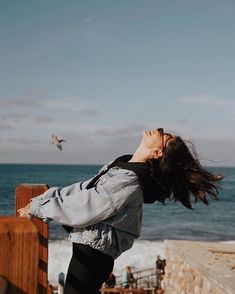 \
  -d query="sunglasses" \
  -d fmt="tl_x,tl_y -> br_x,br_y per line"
156,128 -> 173,152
